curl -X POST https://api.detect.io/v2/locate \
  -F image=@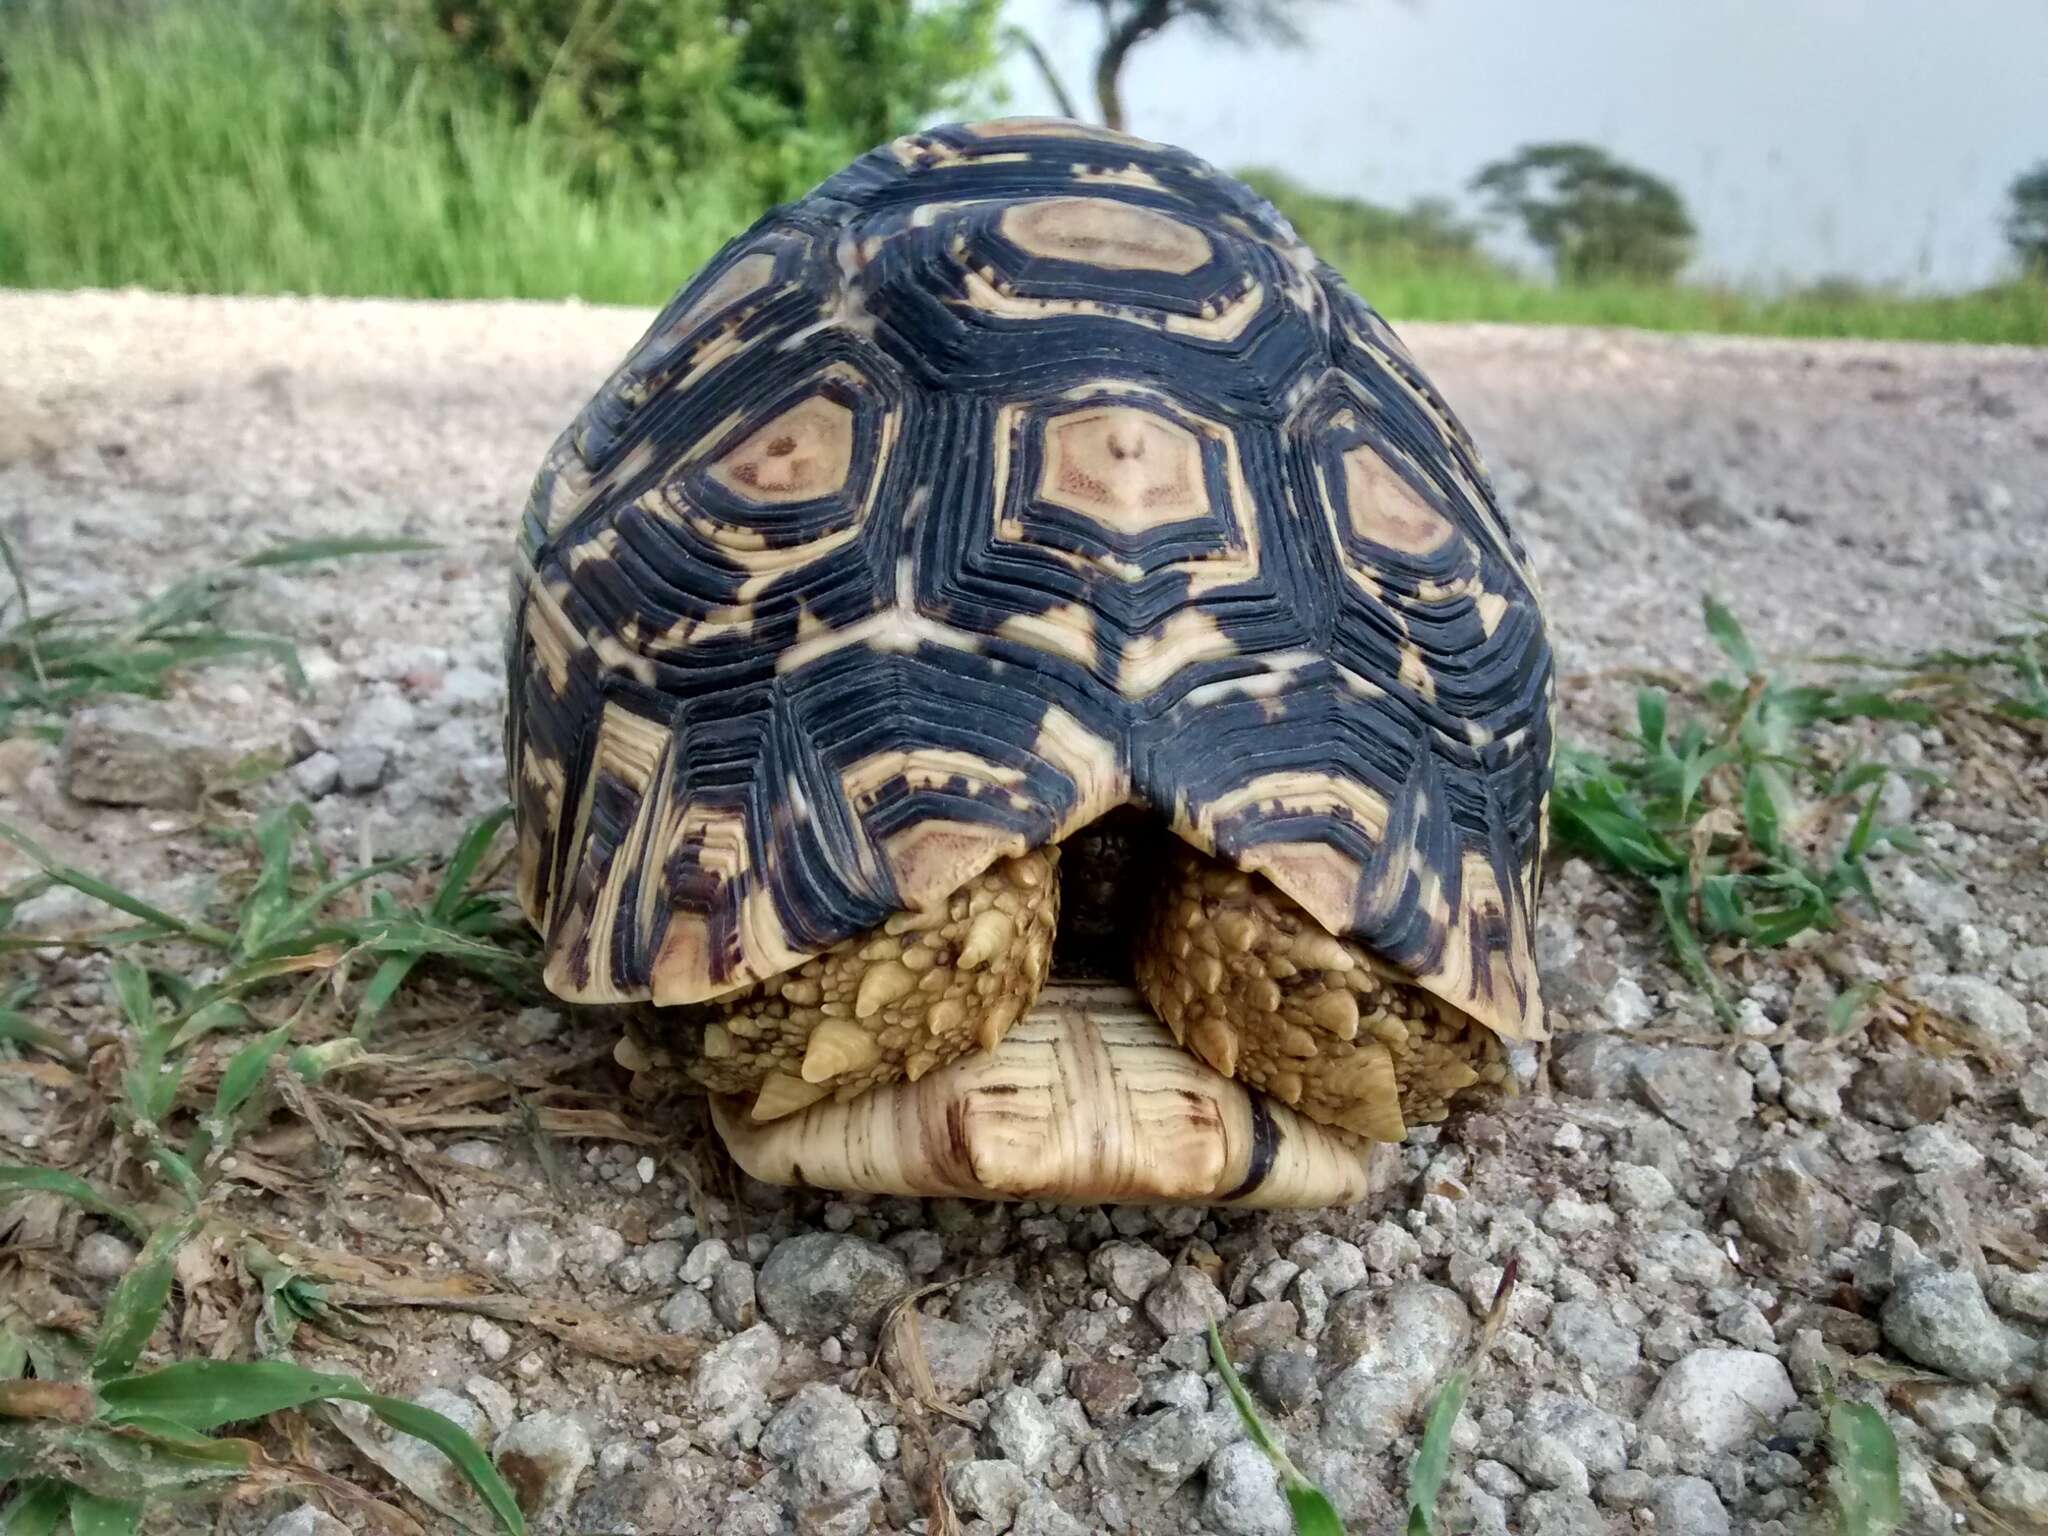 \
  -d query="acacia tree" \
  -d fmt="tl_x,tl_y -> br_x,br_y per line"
2008,161 -> 2048,276
1058,0 -> 1326,133
1472,142 -> 1696,285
